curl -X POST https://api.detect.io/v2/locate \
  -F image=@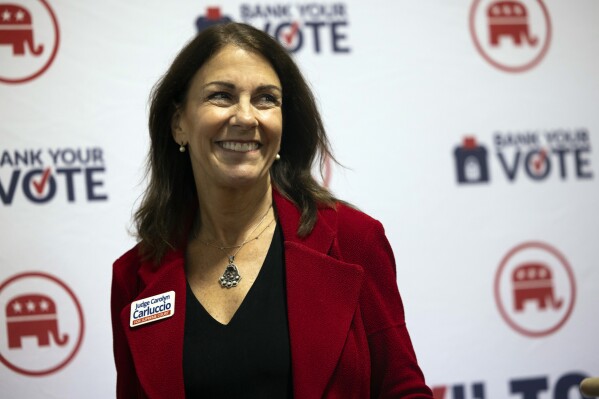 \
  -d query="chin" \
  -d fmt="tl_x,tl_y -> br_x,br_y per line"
217,172 -> 269,189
